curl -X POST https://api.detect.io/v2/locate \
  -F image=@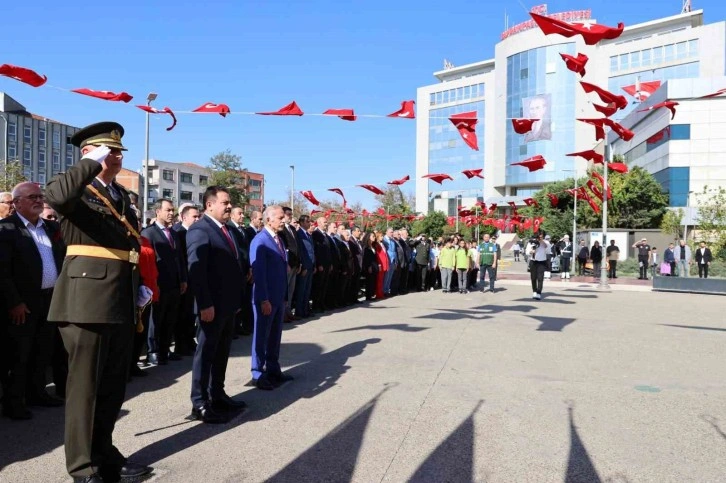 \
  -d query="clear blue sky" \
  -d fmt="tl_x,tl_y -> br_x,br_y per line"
3,0 -> 724,208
